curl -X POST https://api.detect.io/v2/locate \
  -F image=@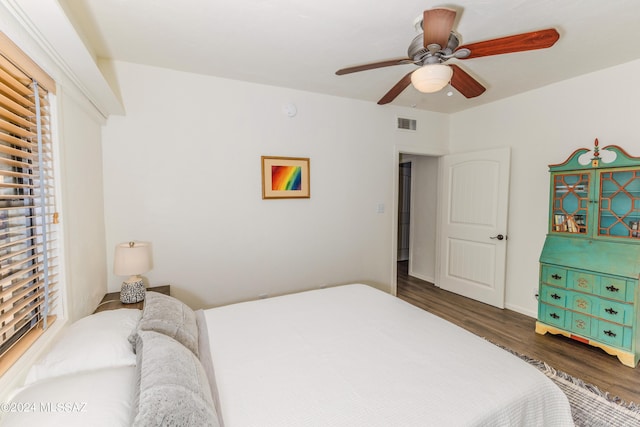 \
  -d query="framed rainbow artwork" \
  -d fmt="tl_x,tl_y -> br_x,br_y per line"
261,156 -> 310,199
